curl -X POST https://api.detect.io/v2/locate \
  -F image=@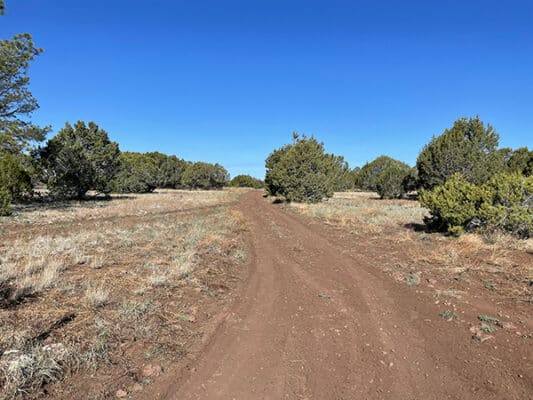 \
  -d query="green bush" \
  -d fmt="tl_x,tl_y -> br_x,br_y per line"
181,162 -> 229,190
420,174 -> 487,235
416,116 -> 503,190
356,156 -> 409,192
402,167 -> 418,194
229,175 -> 264,189
112,152 -> 159,193
506,147 -> 532,176
0,153 -> 32,200
479,173 -> 533,238
420,173 -> 532,237
0,186 -> 11,216
38,121 -> 120,199
376,162 -> 411,199
265,133 -> 346,203
145,152 -> 188,188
